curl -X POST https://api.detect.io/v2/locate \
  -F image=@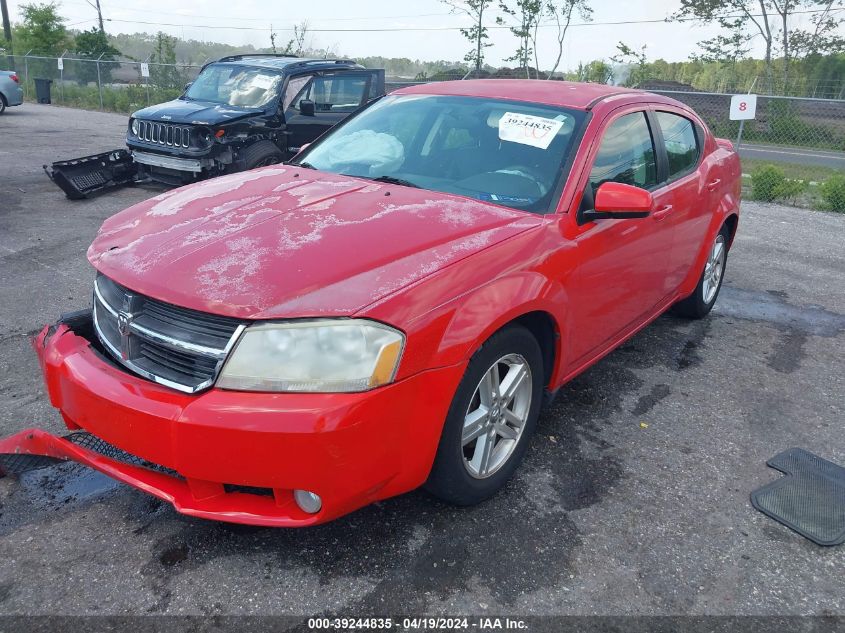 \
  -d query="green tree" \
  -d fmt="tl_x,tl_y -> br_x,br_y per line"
443,0 -> 494,74
610,42 -> 650,86
73,27 -> 121,85
14,2 -> 70,55
574,59 -> 613,84
149,32 -> 181,90
788,1 -> 845,70
546,0 -> 592,78
497,0 -> 543,78
672,0 -> 775,93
